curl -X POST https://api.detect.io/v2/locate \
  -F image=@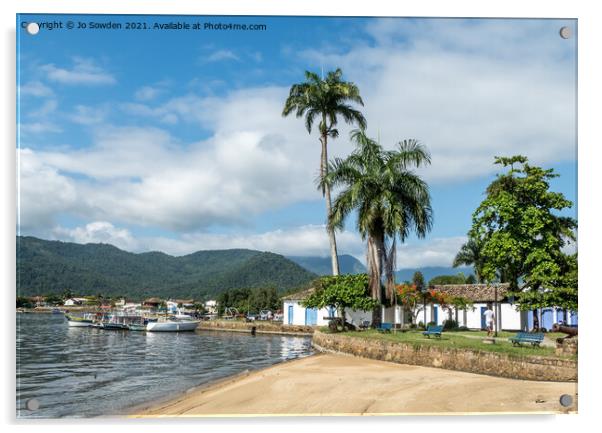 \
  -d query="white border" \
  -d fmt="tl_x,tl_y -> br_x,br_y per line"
2,1 -> 600,432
